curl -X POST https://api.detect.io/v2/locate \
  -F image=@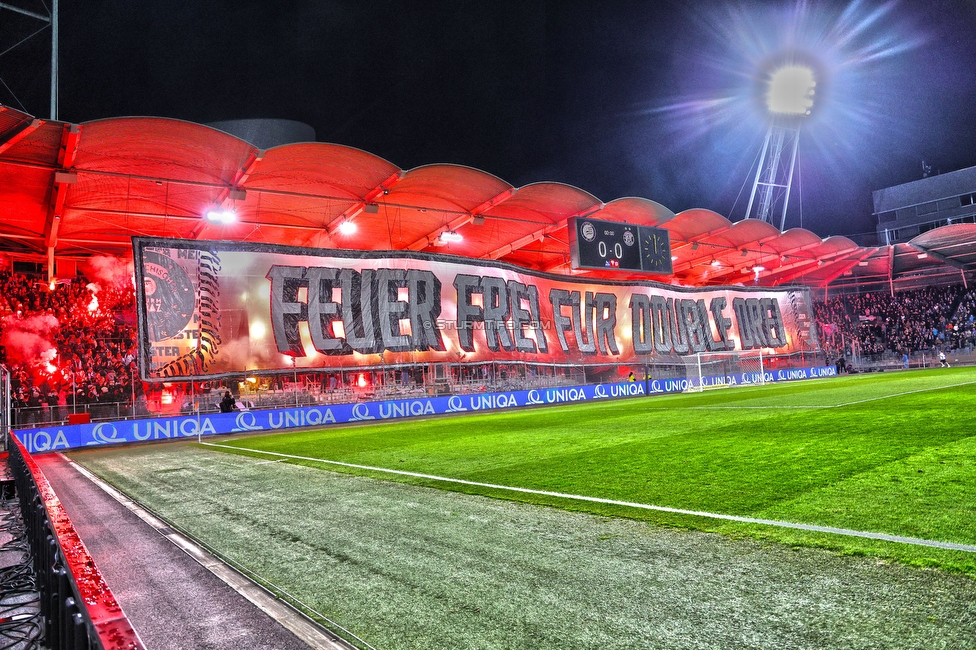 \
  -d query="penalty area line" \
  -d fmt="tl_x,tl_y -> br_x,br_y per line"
202,442 -> 976,554
830,379 -> 976,408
